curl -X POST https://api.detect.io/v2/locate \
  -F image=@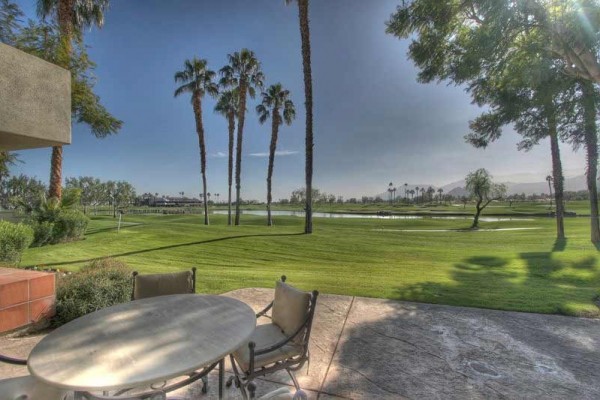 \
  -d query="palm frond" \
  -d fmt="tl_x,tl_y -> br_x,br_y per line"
256,104 -> 269,124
